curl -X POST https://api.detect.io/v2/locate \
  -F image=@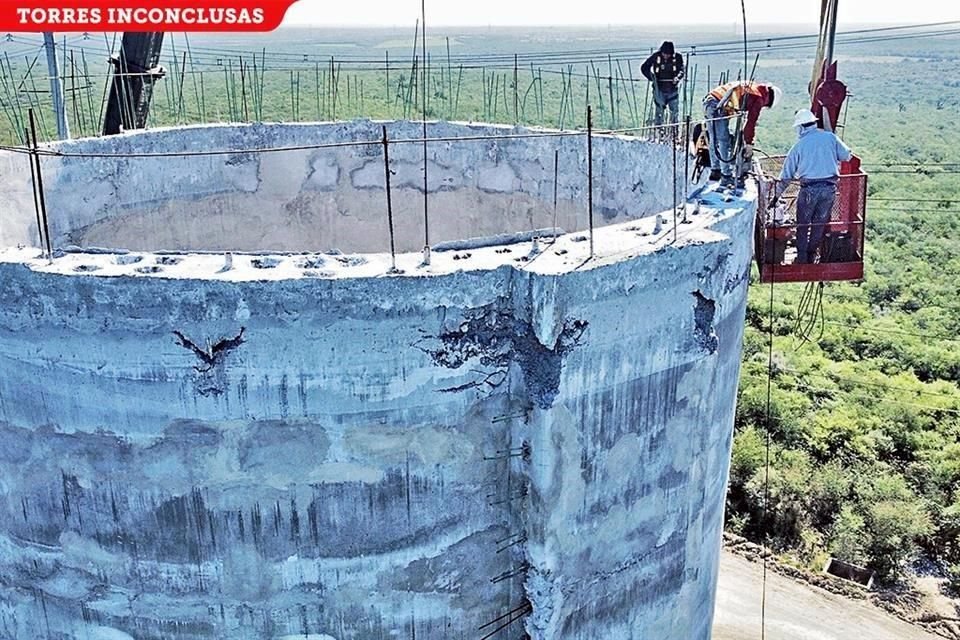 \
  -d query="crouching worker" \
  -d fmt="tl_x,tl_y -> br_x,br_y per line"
772,108 -> 853,264
702,81 -> 781,188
